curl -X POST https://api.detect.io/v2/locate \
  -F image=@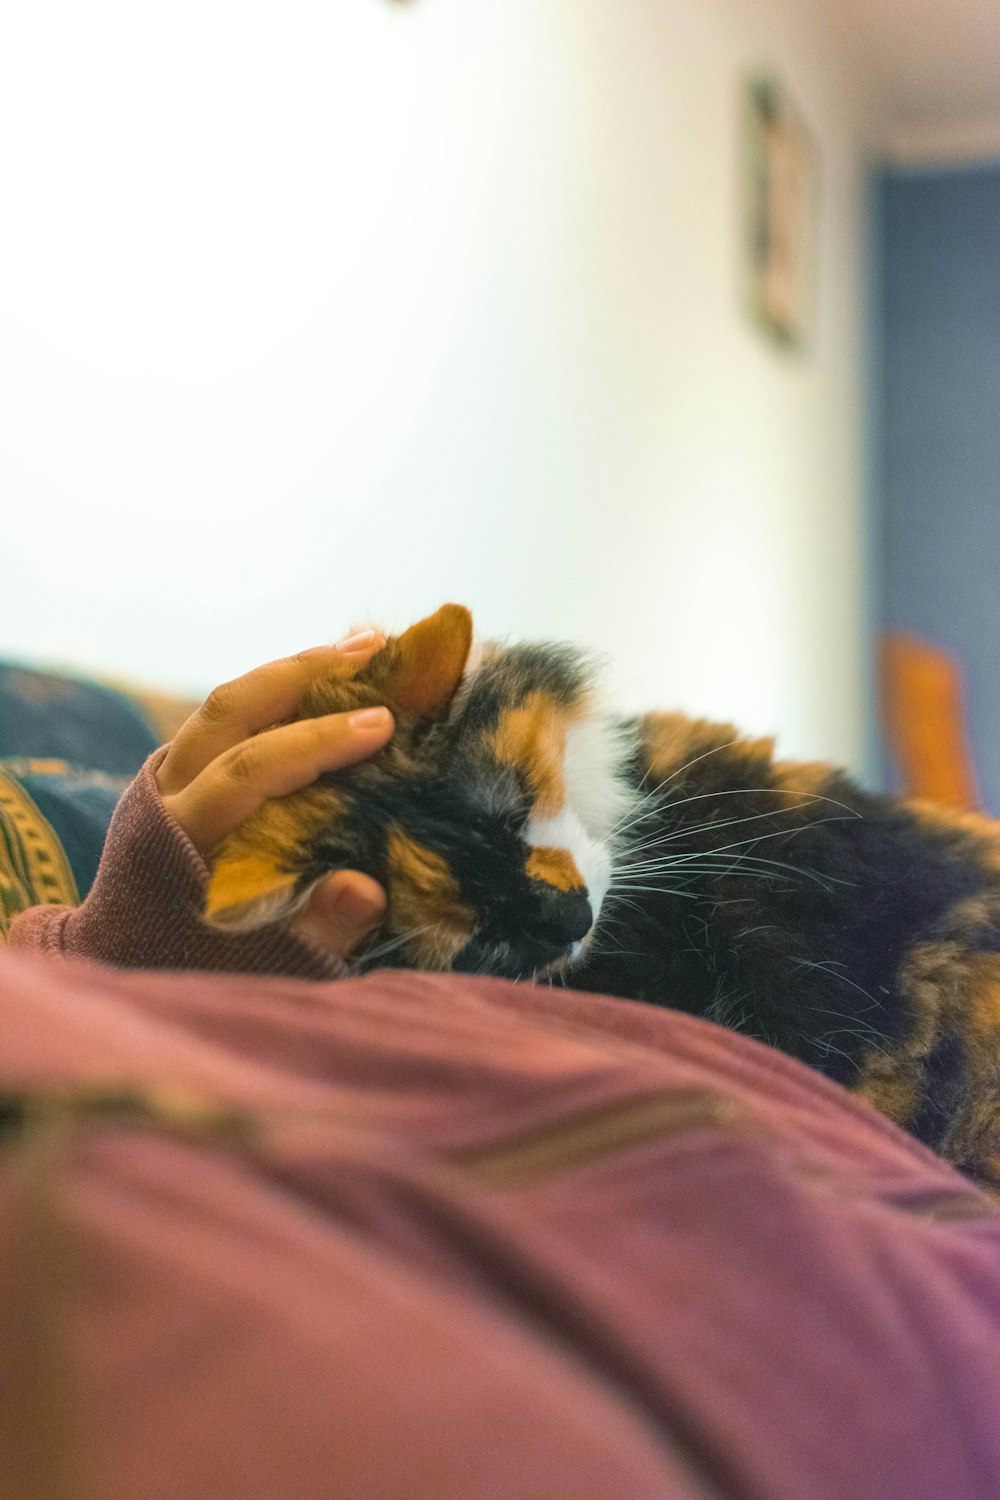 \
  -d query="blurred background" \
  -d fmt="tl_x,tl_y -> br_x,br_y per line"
1,0 -> 997,800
